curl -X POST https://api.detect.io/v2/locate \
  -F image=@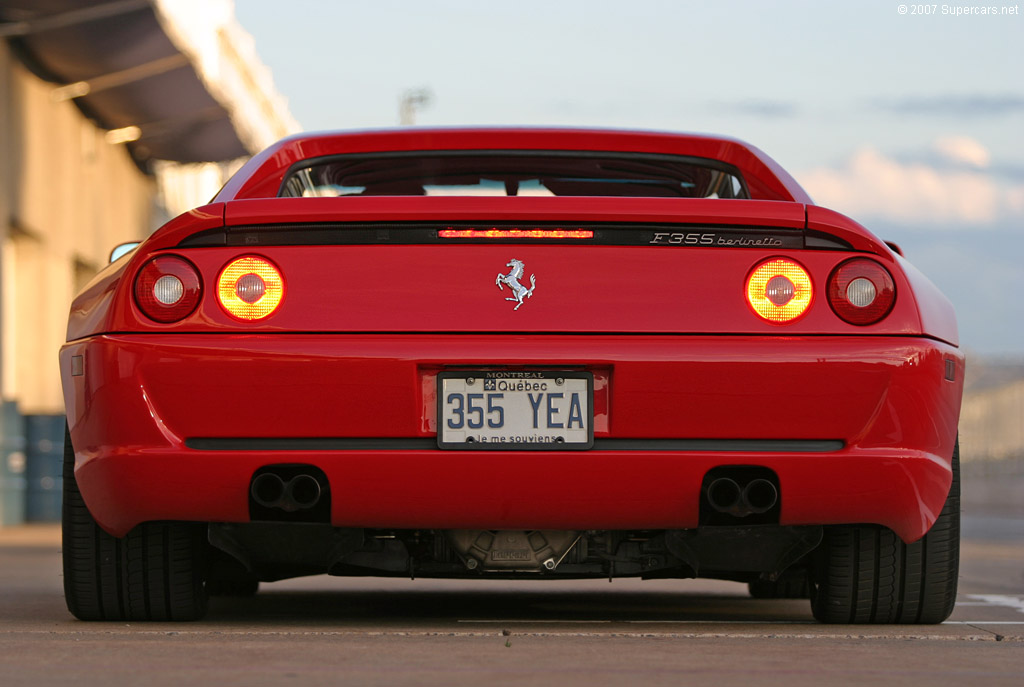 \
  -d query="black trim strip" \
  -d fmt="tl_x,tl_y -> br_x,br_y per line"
186,438 -> 437,451
178,221 -> 805,249
184,437 -> 843,452
594,439 -> 843,452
